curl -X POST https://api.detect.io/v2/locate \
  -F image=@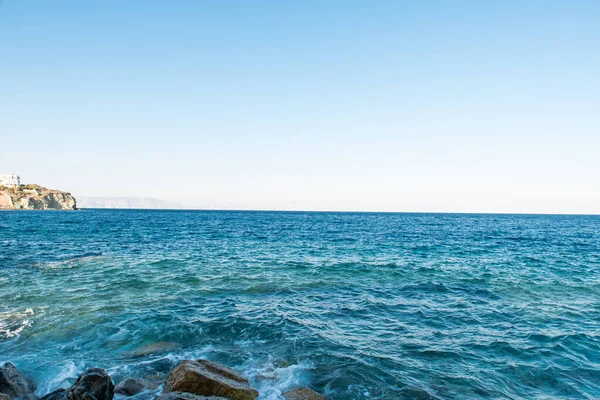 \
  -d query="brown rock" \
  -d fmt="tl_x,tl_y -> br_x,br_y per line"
193,361 -> 247,387
0,393 -> 12,400
163,360 -> 258,400
282,388 -> 326,400
114,379 -> 157,396
0,362 -> 36,400
155,392 -> 227,400
66,369 -> 114,400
